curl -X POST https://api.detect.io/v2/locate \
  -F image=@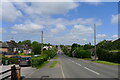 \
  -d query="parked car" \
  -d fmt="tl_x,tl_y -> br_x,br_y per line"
19,57 -> 31,66
10,56 -> 21,58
